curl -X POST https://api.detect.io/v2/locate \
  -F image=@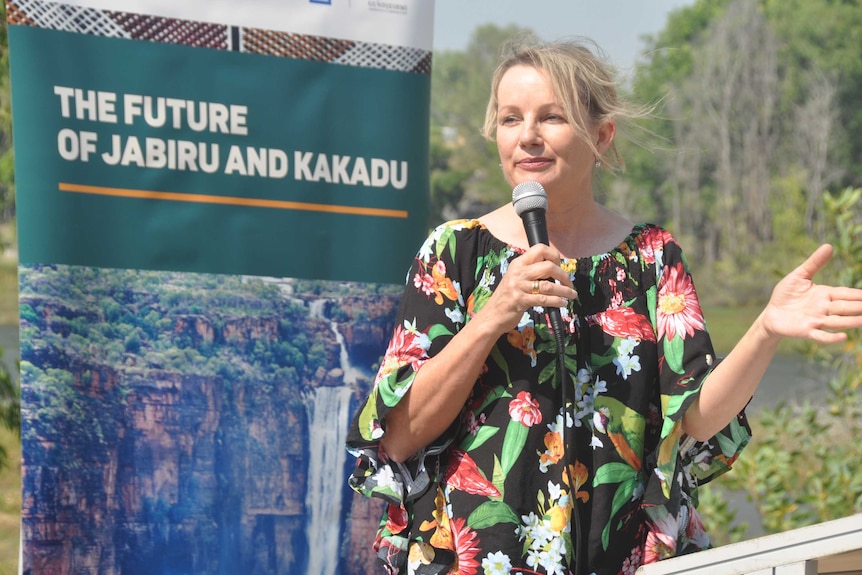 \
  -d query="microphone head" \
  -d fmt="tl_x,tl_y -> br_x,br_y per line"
512,181 -> 548,216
